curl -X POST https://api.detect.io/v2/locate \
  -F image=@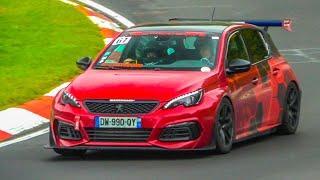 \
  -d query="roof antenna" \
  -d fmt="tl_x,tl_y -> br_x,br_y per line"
211,7 -> 216,21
